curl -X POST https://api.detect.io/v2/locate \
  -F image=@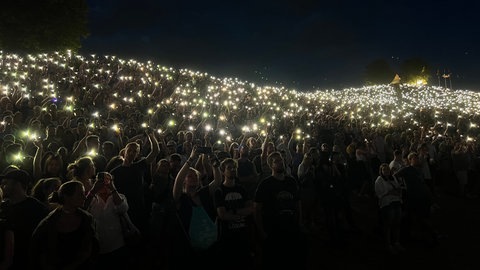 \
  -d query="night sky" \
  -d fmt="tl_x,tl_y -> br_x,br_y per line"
80,0 -> 480,91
